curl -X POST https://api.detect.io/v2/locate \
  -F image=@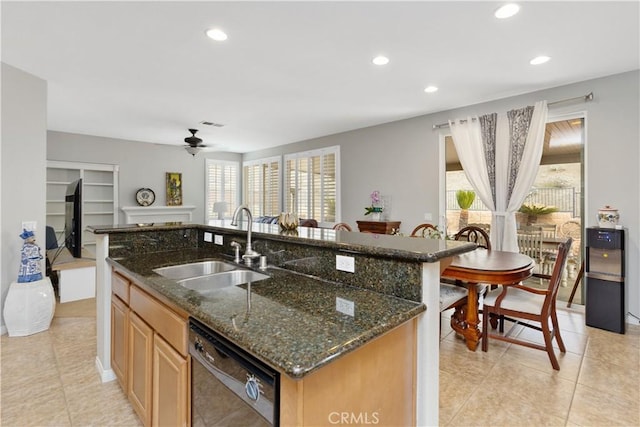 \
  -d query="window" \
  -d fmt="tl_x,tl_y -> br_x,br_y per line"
284,146 -> 339,224
243,156 -> 281,216
205,159 -> 239,221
